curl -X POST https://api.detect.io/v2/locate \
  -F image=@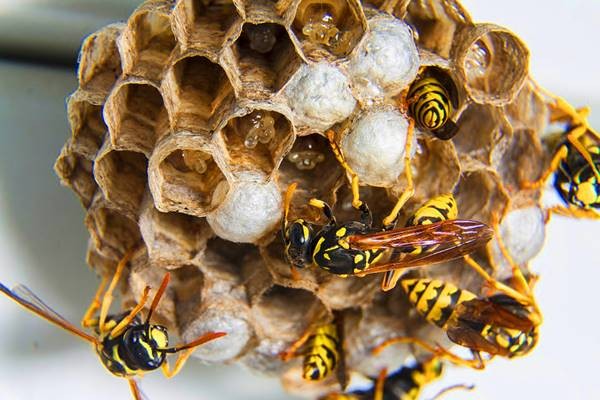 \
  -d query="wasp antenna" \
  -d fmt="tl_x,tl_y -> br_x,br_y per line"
159,331 -> 227,354
145,272 -> 171,325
